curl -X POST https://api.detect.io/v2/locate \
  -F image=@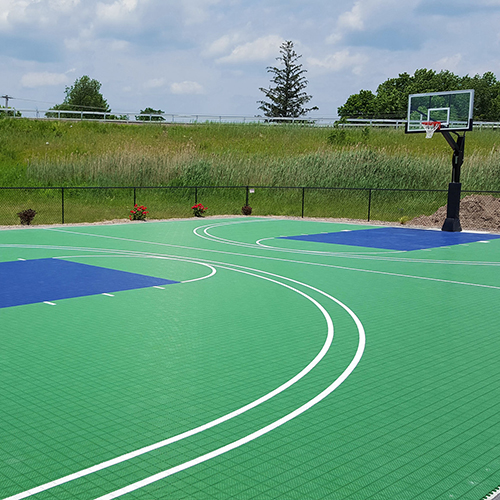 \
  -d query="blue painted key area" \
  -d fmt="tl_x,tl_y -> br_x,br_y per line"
280,227 -> 500,251
0,258 -> 179,309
